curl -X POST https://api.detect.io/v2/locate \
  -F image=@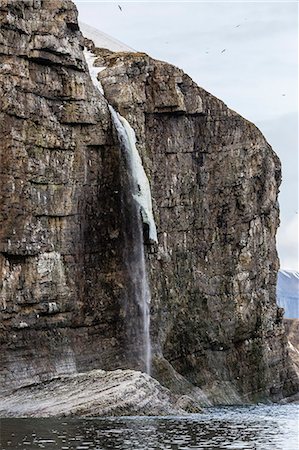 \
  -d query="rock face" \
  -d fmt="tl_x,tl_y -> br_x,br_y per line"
281,319 -> 299,403
0,0 -> 140,392
277,270 -> 299,318
0,368 -> 199,417
284,319 -> 299,378
0,0 -> 298,409
98,52 -> 298,402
